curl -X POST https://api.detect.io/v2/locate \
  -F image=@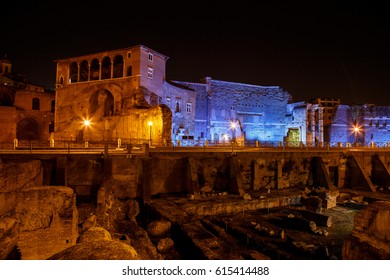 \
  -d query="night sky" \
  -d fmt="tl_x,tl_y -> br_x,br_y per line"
2,0 -> 389,105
